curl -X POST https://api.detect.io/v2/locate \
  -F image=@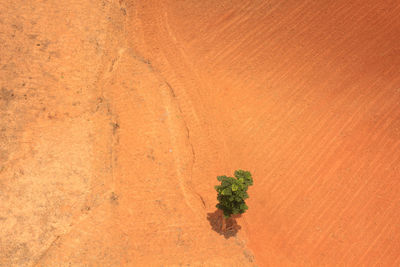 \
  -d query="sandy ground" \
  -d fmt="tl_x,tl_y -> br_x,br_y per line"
1,0 -> 400,266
